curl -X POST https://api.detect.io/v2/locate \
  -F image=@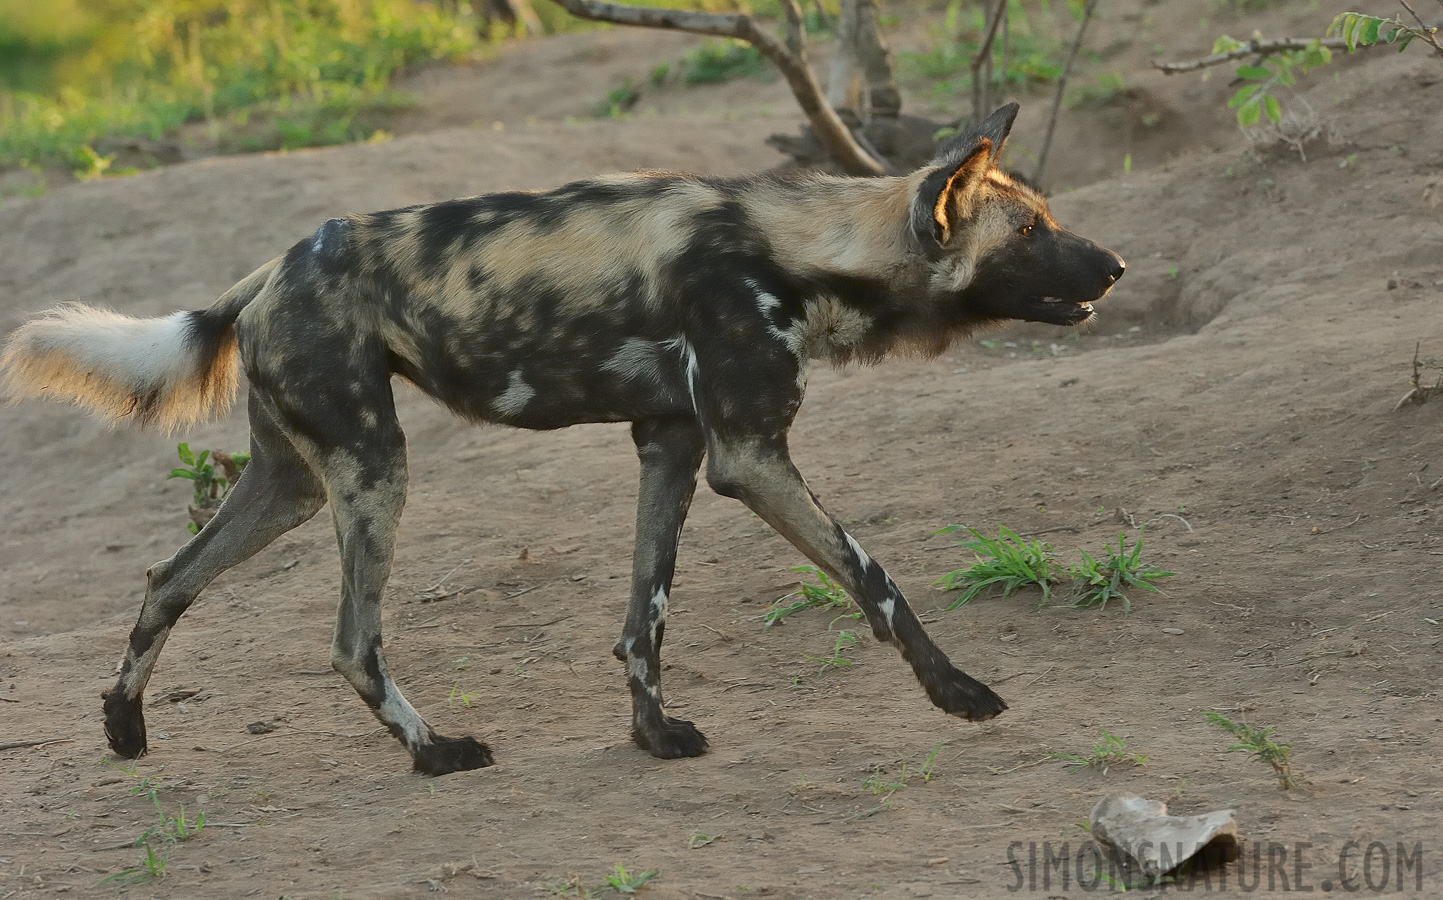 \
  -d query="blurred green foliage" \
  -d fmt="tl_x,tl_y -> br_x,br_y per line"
0,0 -> 490,169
